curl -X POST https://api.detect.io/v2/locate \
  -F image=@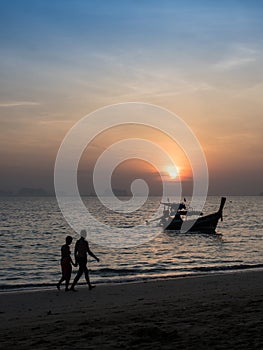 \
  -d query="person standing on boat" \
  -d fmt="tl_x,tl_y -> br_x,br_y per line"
70,229 -> 99,291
